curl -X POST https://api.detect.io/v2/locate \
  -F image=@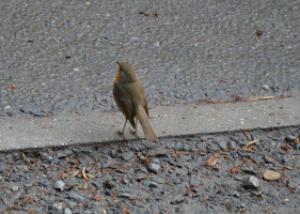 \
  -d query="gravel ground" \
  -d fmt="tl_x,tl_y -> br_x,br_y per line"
1,0 -> 300,116
0,126 -> 300,213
